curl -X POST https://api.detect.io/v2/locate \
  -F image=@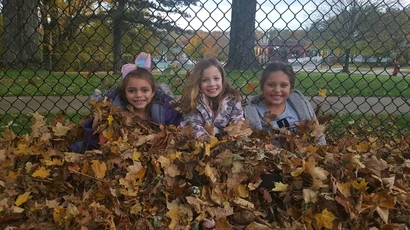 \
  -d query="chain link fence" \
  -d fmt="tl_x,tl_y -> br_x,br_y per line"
1,0 -> 410,146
